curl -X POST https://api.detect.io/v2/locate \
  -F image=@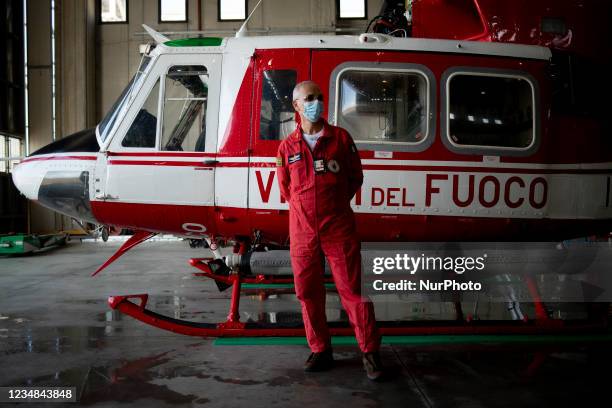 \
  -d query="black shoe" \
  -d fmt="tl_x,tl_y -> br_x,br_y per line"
362,351 -> 384,381
304,348 -> 334,372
